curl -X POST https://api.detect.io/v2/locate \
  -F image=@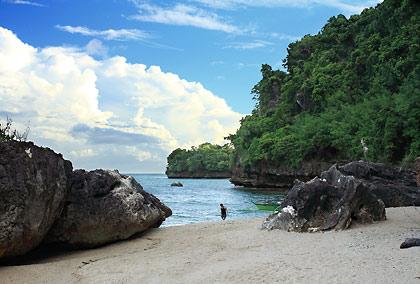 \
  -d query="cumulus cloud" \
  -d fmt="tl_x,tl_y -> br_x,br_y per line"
129,2 -> 240,33
0,27 -> 242,172
85,39 -> 108,57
